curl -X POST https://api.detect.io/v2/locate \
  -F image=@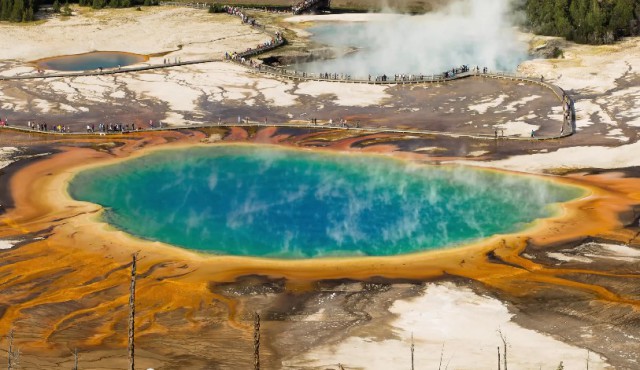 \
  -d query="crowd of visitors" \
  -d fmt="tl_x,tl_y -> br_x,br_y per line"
163,57 -> 181,65
255,7 -> 290,14
292,0 -> 322,14
90,123 -> 140,133
225,29 -> 283,65
308,65 -> 481,82
318,73 -> 352,80
224,6 -> 264,28
27,121 -> 69,132
216,0 -> 319,15
223,6 -> 283,64
17,120 -> 167,134
442,65 -> 471,78
561,94 -> 571,135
